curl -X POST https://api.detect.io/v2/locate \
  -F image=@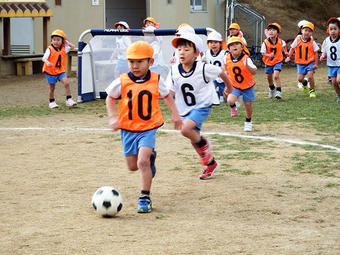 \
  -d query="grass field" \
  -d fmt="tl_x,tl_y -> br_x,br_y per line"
0,64 -> 339,254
